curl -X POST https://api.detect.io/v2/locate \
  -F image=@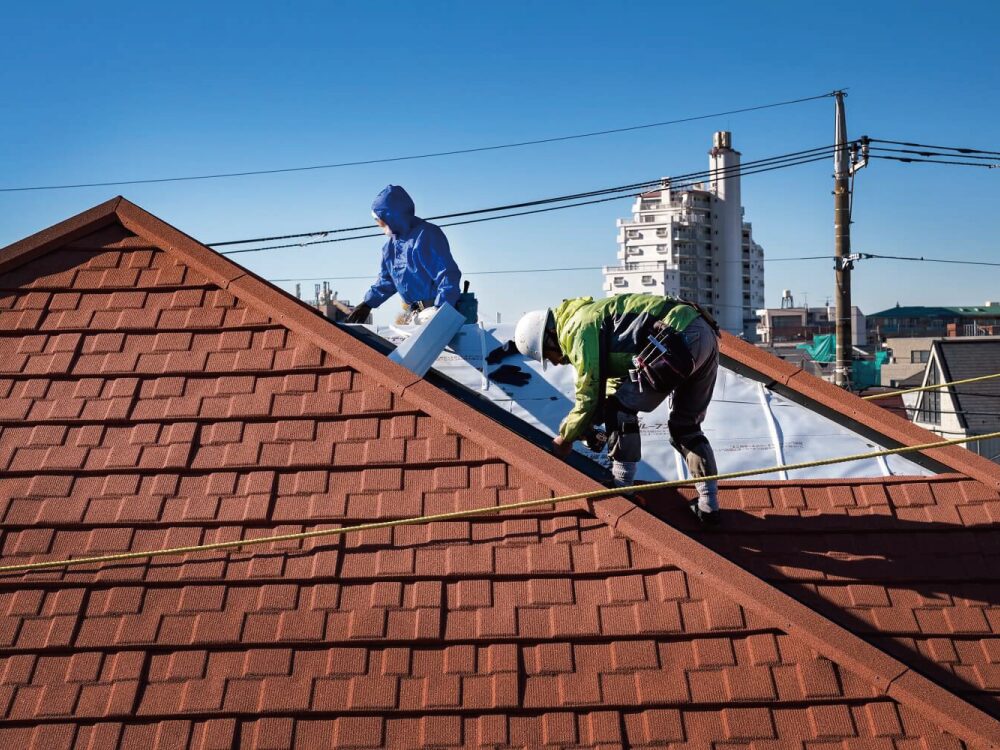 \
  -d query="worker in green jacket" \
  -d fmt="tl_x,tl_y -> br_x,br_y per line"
513,293 -> 721,524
